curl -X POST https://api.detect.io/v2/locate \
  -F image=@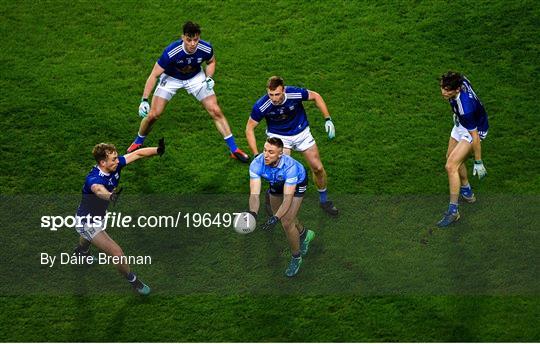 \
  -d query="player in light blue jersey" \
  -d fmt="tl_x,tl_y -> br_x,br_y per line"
437,71 -> 489,227
246,76 -> 338,216
127,21 -> 249,163
74,140 -> 165,295
248,138 -> 315,277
